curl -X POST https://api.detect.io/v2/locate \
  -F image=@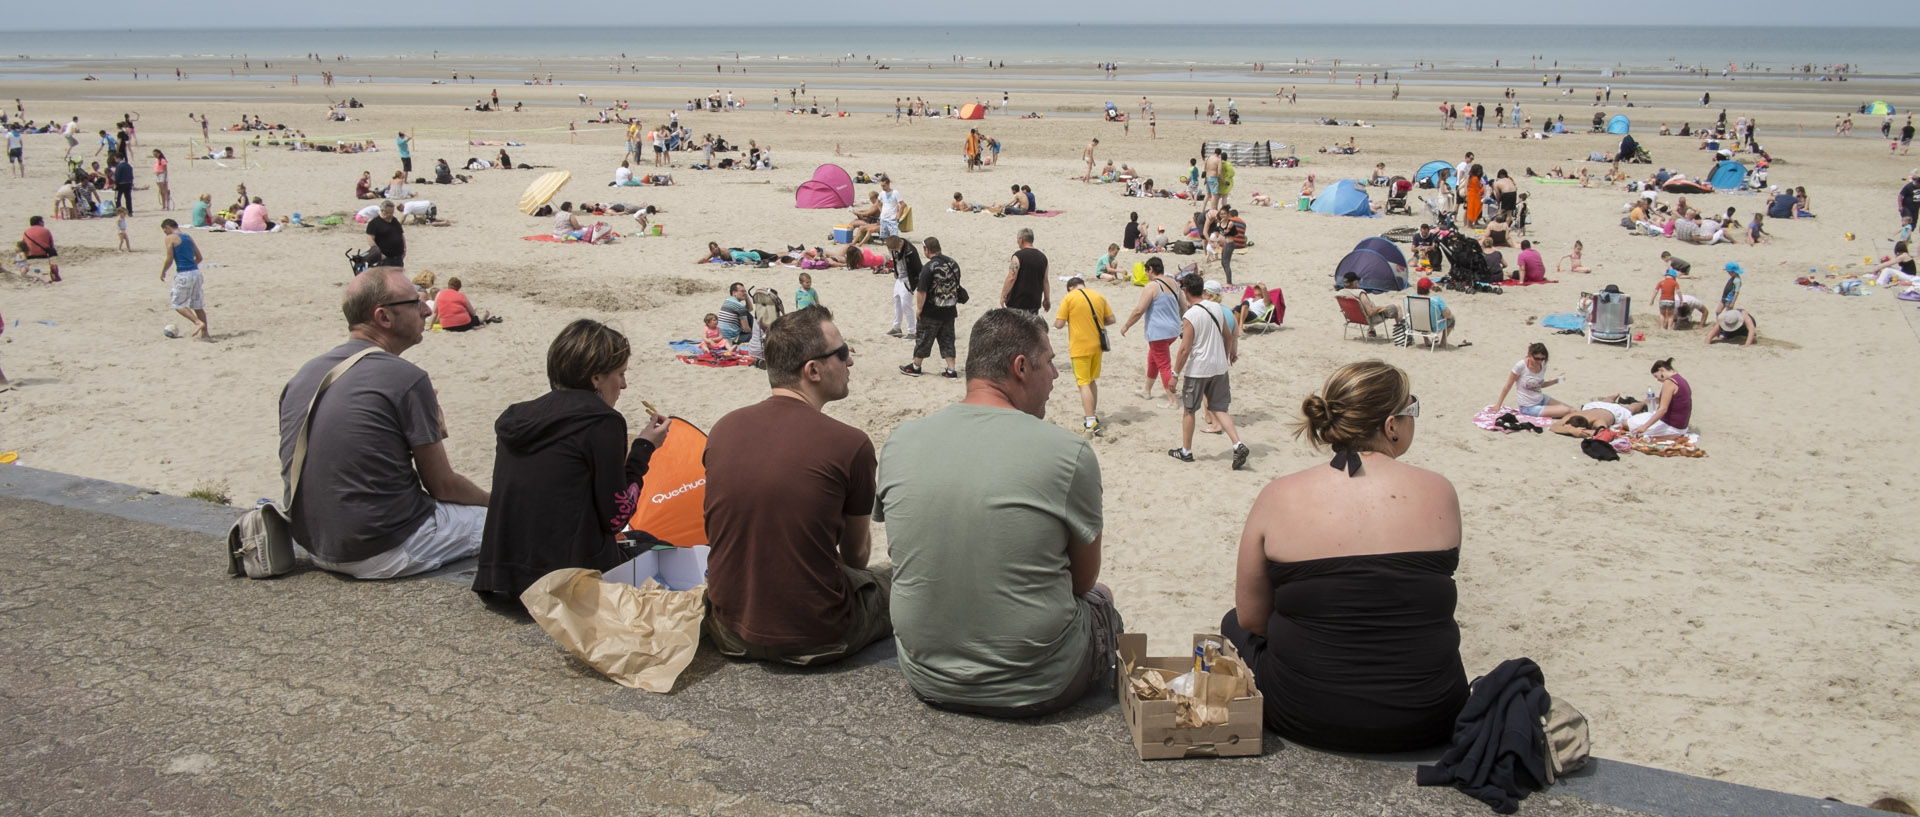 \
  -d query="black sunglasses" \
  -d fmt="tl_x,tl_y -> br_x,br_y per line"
799,342 -> 850,369
379,298 -> 422,310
